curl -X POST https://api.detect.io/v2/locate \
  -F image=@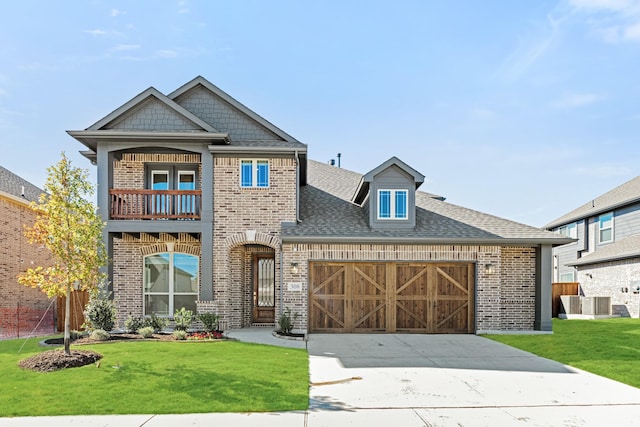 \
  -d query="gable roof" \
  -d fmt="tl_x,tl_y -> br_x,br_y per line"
169,76 -> 305,149
567,233 -> 640,266
353,156 -> 426,204
88,87 -> 219,133
283,160 -> 572,245
0,165 -> 45,204
545,176 -> 640,229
